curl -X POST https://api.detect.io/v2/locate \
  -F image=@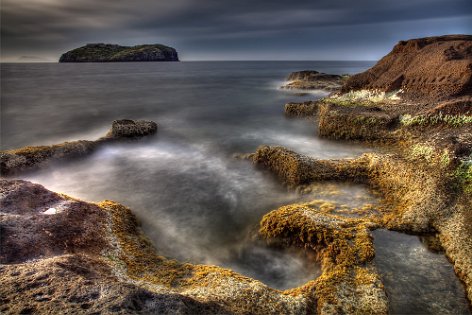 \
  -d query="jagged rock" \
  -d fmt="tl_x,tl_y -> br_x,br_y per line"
105,119 -> 158,139
342,35 -> 472,101
0,119 -> 157,175
59,43 -> 179,62
281,70 -> 348,92
284,101 -> 320,117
